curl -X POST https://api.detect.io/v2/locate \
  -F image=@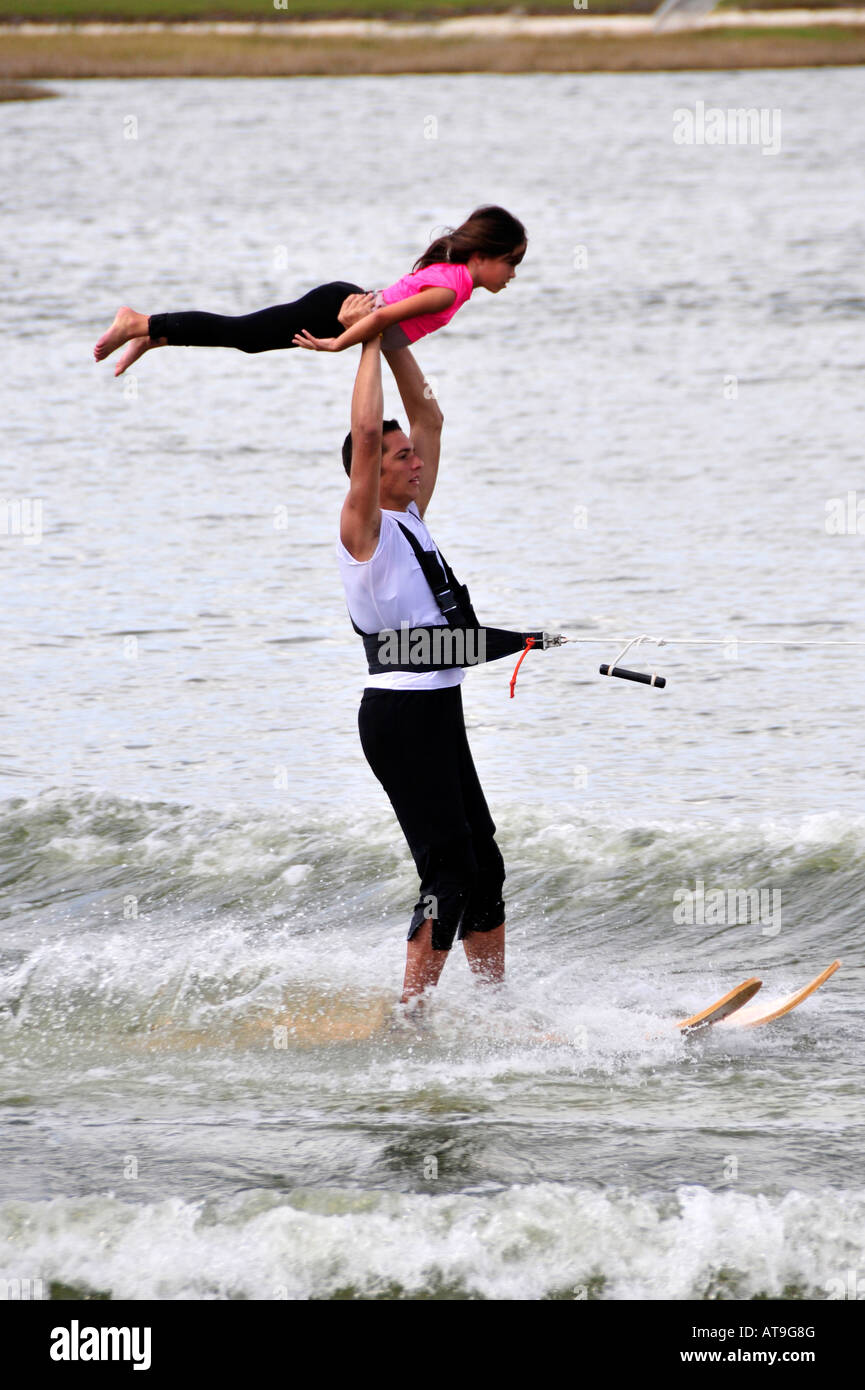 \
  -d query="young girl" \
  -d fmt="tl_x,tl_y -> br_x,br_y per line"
94,205 -> 527,376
